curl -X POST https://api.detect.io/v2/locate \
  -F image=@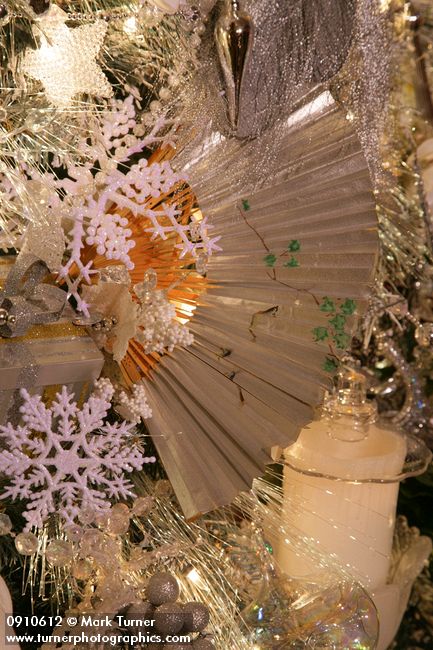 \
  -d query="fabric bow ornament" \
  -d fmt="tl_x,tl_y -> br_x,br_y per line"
0,253 -> 67,338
